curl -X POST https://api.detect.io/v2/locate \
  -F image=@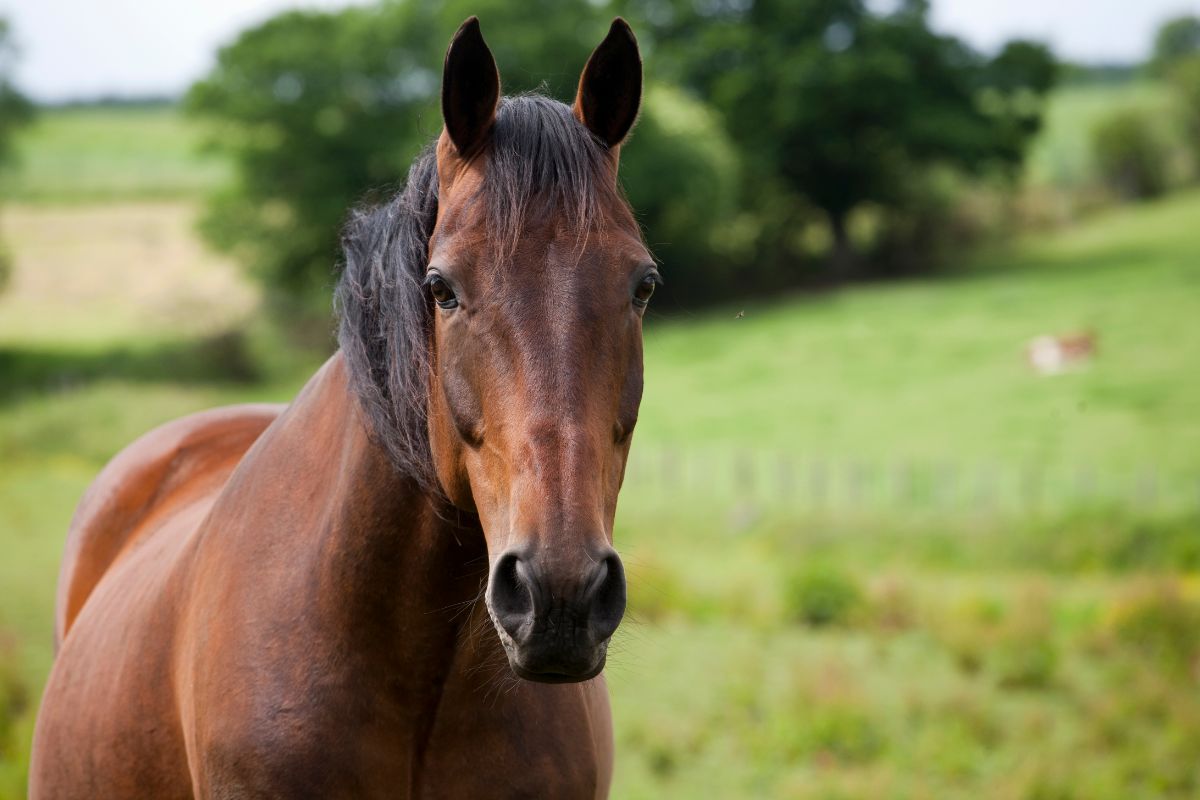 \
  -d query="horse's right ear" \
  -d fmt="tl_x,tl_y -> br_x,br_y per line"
441,17 -> 500,158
